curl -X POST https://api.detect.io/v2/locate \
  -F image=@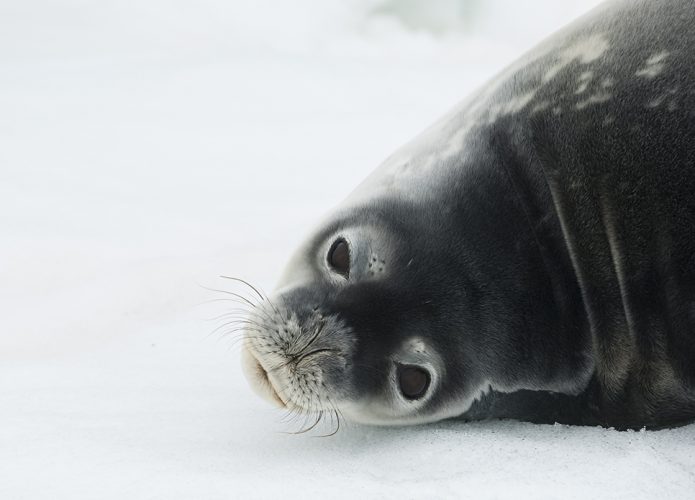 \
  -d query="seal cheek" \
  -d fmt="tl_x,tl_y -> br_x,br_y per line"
241,347 -> 285,408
